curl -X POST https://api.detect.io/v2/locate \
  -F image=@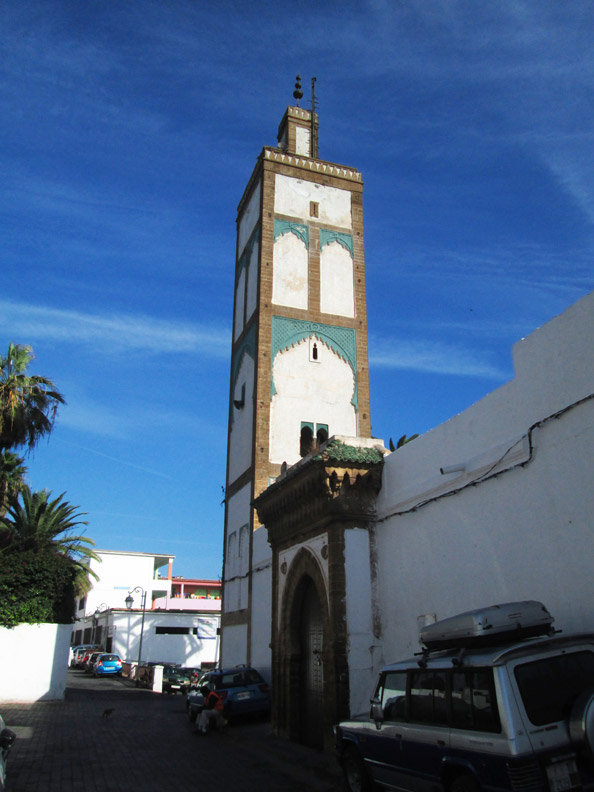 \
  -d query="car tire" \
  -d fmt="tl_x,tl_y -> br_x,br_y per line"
449,774 -> 481,792
570,689 -> 594,758
343,746 -> 373,792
